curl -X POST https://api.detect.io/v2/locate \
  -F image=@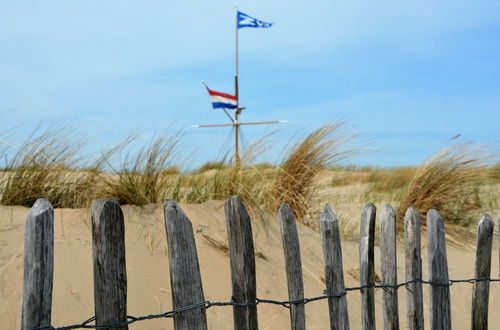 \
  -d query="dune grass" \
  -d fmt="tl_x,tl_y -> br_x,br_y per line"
175,133 -> 278,214
0,122 -> 357,221
103,133 -> 181,205
270,123 -> 355,221
0,121 -> 494,236
0,127 -> 102,208
193,161 -> 227,174
491,163 -> 500,182
396,144 -> 486,226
